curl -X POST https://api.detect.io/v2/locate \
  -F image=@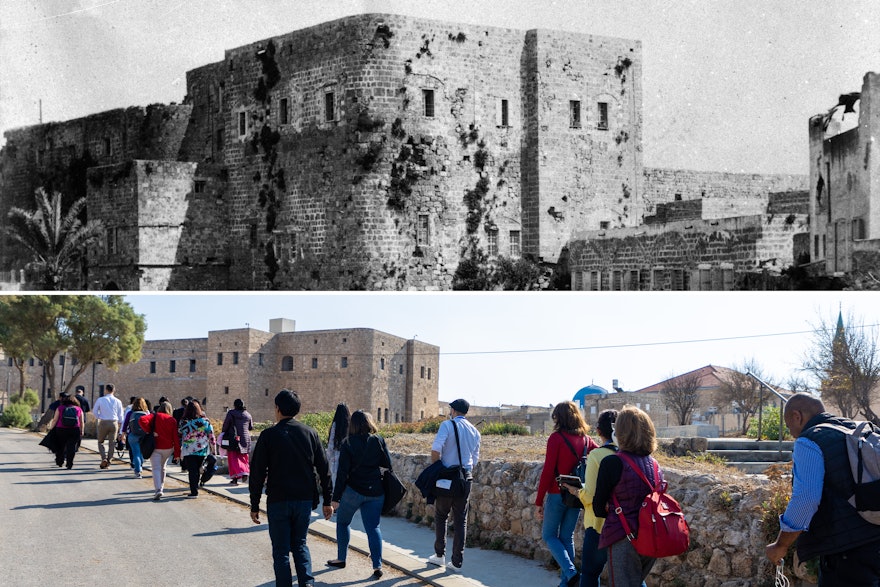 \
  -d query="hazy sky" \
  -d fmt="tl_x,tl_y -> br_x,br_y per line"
123,292 -> 877,408
1,0 -> 878,174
